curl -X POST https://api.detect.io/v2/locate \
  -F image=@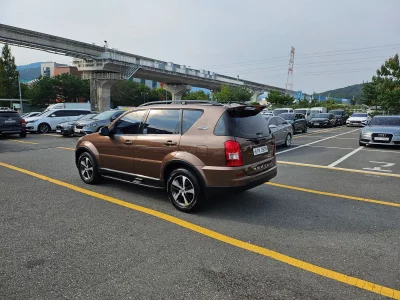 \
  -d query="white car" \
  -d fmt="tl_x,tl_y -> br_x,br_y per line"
261,111 -> 274,117
25,109 -> 92,133
346,113 -> 370,127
